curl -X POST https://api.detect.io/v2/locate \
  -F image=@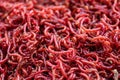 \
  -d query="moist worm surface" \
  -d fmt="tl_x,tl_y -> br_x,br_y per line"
0,0 -> 120,80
